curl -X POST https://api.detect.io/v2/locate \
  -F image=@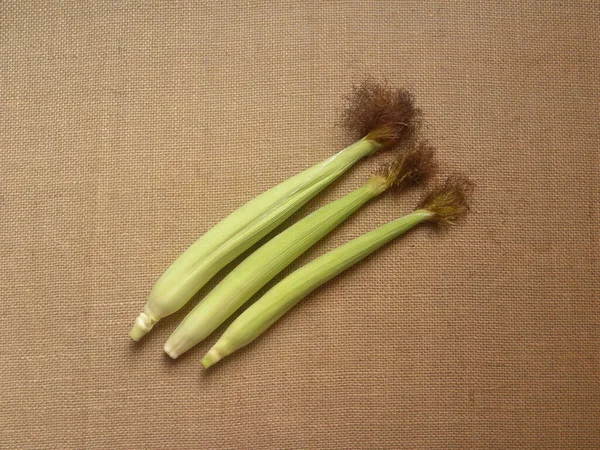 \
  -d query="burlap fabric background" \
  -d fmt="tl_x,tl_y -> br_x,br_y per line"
1,1 -> 598,449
